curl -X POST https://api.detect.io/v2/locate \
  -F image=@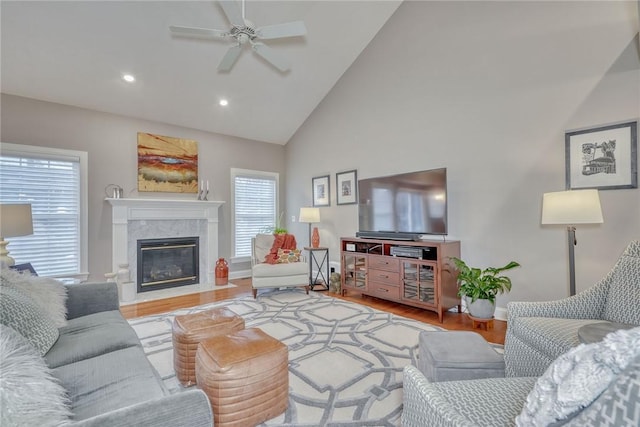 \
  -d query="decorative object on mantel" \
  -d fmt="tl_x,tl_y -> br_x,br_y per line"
137,132 -> 198,193
299,207 -> 320,248
336,169 -> 358,205
104,184 -> 124,199
215,258 -> 228,286
197,180 -> 209,201
565,121 -> 637,190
